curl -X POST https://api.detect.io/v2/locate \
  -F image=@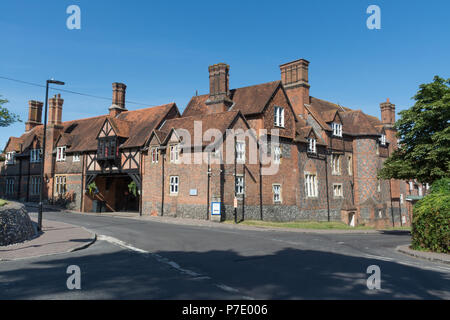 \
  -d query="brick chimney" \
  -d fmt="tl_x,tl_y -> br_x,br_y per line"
205,63 -> 233,113
280,59 -> 310,118
25,100 -> 43,131
109,82 -> 127,117
48,94 -> 64,127
380,98 -> 396,127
